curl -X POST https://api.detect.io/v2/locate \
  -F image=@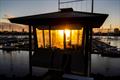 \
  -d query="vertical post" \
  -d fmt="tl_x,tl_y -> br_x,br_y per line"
82,27 -> 85,52
29,25 -> 32,77
70,30 -> 72,48
77,30 -> 79,45
88,27 -> 91,77
88,0 -> 94,76
62,29 -> 67,71
42,30 -> 45,48
49,28 -> 51,48
33,27 -> 38,51
91,0 -> 94,13
84,26 -> 89,76
64,30 -> 66,49
89,28 -> 92,76
58,0 -> 60,10
49,27 -> 53,68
